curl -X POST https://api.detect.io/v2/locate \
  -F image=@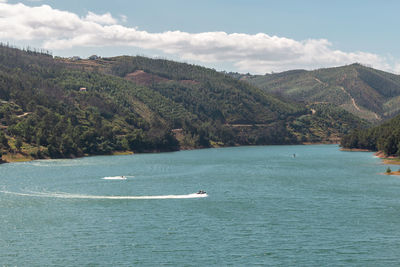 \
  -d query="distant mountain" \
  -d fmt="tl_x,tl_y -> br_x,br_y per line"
0,44 -> 368,161
237,64 -> 400,122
